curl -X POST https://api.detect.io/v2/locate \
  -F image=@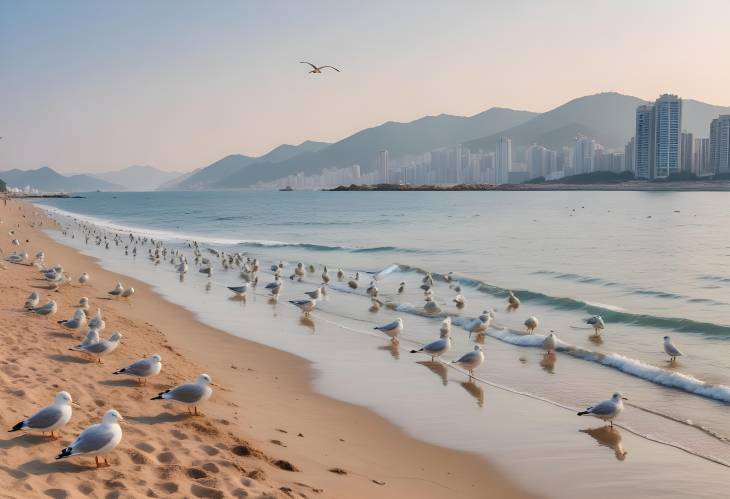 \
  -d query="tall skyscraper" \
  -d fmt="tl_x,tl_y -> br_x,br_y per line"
652,94 -> 682,178
624,137 -> 635,175
710,115 -> 730,174
573,136 -> 596,174
634,105 -> 653,179
495,137 -> 512,184
693,137 -> 710,175
681,132 -> 693,173
376,150 -> 389,183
